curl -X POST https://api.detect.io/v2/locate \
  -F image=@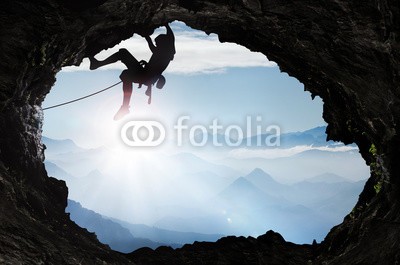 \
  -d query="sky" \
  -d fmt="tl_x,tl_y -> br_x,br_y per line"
42,21 -> 326,148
